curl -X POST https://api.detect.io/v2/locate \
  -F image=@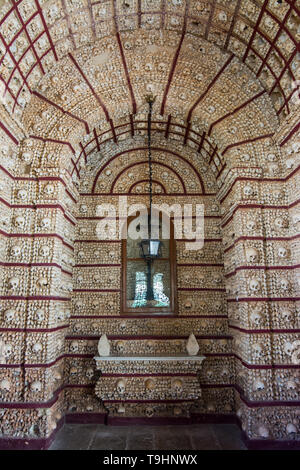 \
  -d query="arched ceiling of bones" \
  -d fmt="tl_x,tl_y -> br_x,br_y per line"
0,0 -> 299,182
